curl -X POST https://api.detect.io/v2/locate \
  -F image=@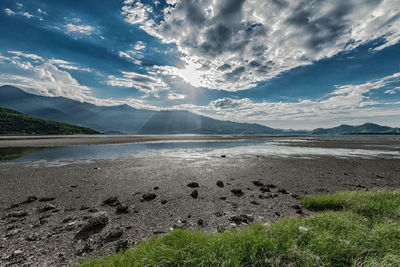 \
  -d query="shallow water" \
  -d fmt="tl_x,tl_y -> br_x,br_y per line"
2,137 -> 400,166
